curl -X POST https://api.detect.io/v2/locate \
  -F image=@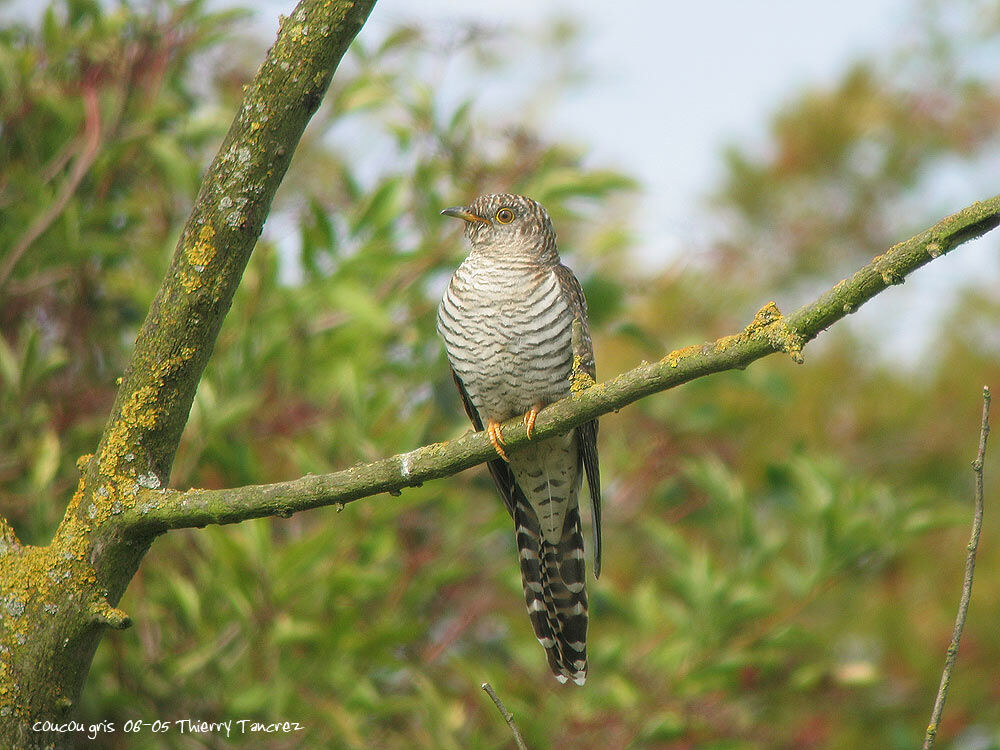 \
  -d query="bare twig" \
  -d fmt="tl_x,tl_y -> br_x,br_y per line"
923,386 -> 990,750
482,682 -> 528,750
